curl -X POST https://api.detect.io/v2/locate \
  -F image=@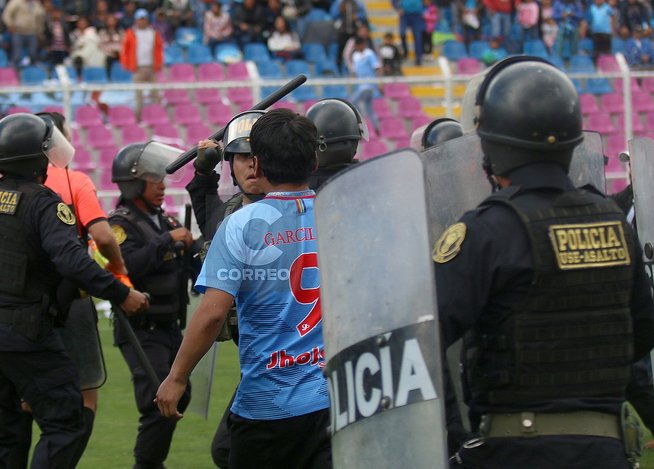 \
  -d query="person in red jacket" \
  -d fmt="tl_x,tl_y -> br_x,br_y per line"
120,8 -> 164,119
